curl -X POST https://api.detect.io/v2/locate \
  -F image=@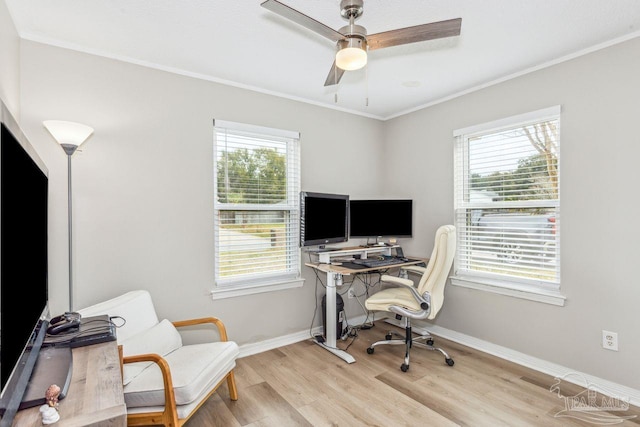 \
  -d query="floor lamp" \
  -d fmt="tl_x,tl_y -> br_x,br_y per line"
43,120 -> 94,311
